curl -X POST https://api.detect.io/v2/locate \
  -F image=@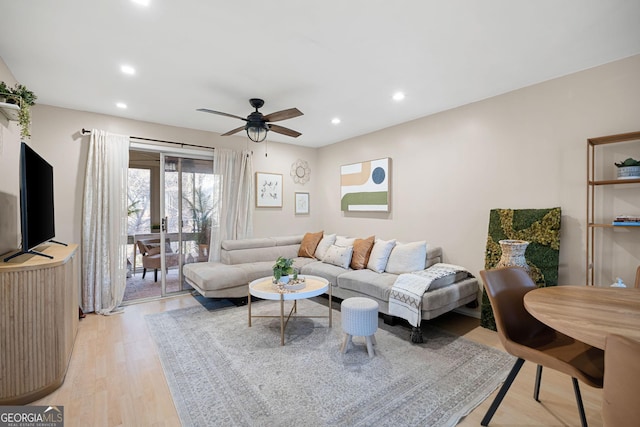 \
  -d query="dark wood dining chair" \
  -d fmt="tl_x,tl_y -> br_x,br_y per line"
635,266 -> 640,288
480,267 -> 604,427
